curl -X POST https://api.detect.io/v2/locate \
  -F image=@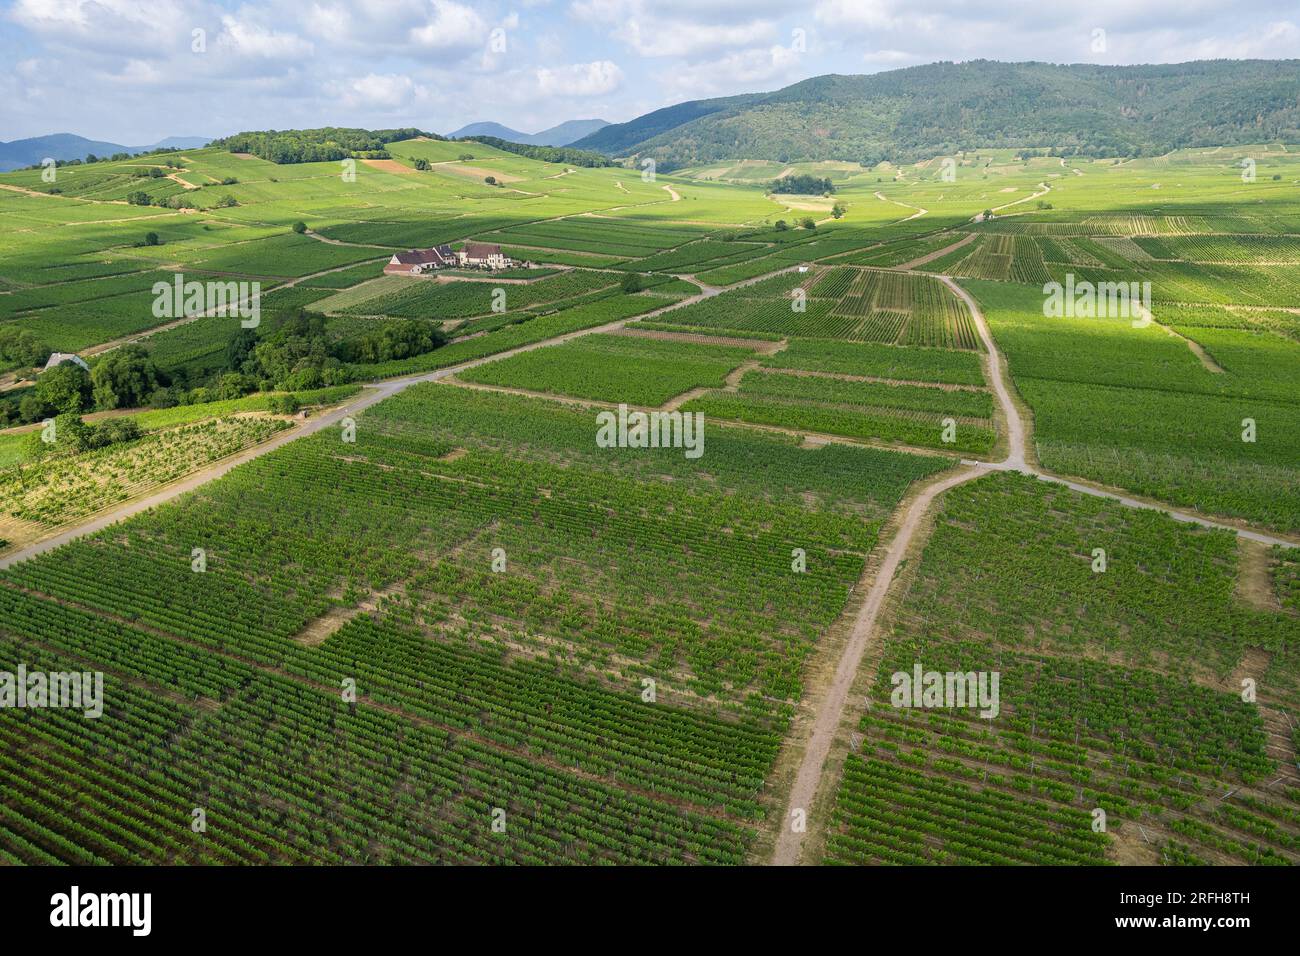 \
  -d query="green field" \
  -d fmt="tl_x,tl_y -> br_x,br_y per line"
2,138 -> 1299,868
